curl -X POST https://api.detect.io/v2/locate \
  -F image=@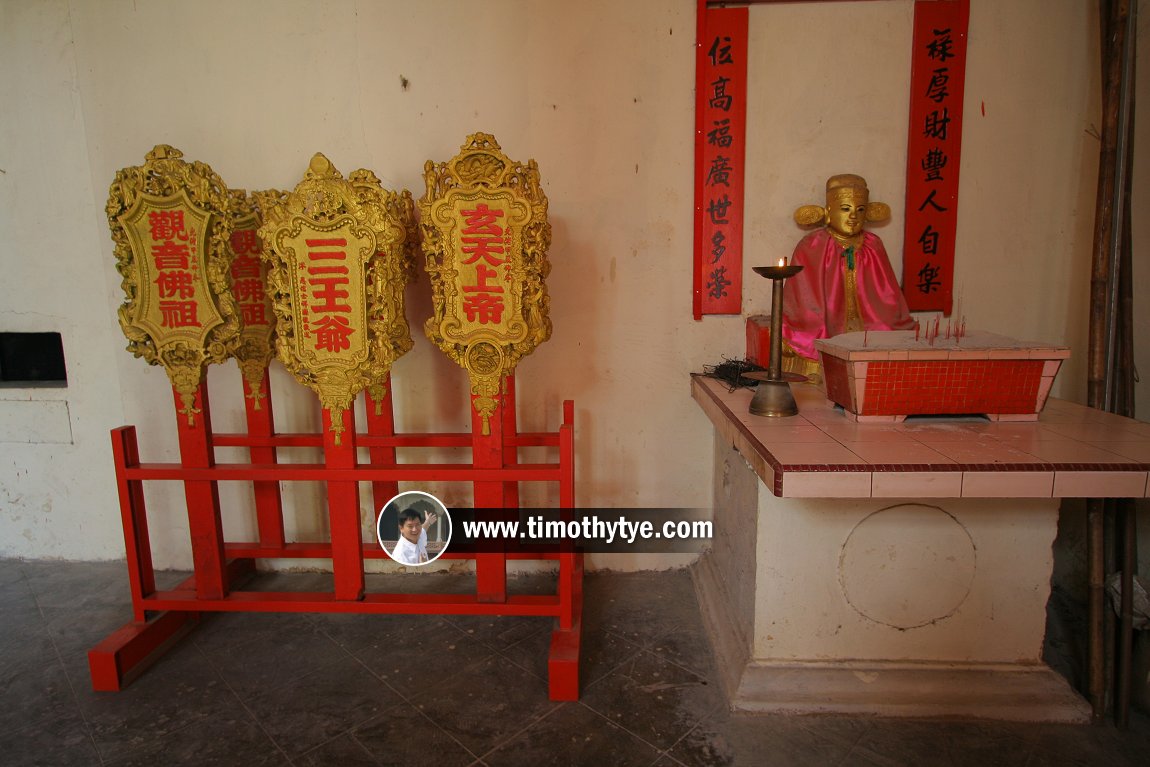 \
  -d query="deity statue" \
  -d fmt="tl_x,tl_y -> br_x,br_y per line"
781,174 -> 915,381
